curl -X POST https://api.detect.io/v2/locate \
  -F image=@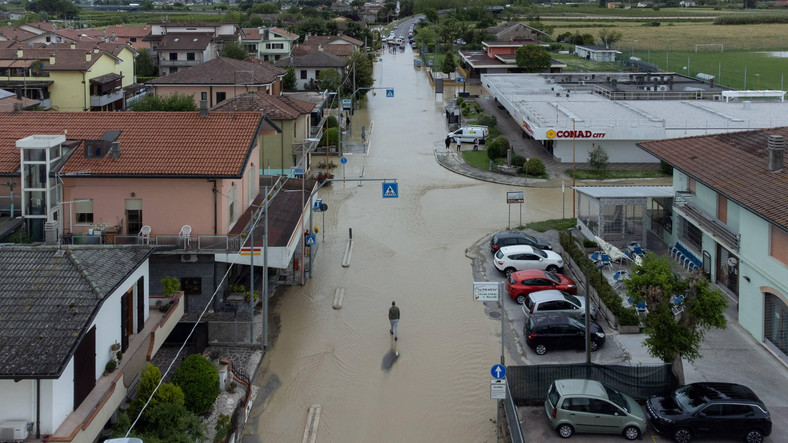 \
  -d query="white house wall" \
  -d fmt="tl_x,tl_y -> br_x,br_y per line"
0,379 -> 34,427
553,139 -> 659,163
44,361 -> 74,435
